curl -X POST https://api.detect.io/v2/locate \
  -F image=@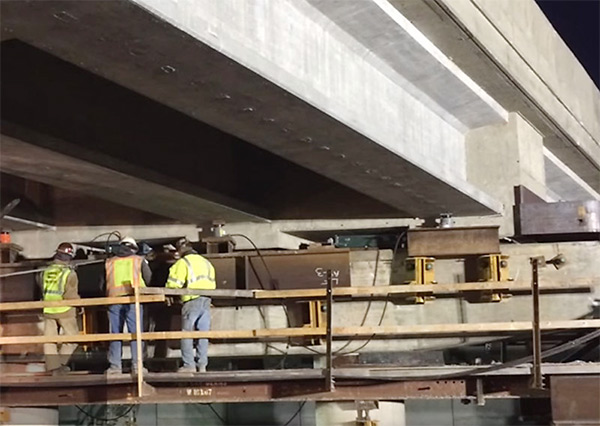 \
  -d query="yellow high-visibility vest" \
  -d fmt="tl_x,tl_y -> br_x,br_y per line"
105,255 -> 146,297
167,254 -> 215,302
42,264 -> 73,315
